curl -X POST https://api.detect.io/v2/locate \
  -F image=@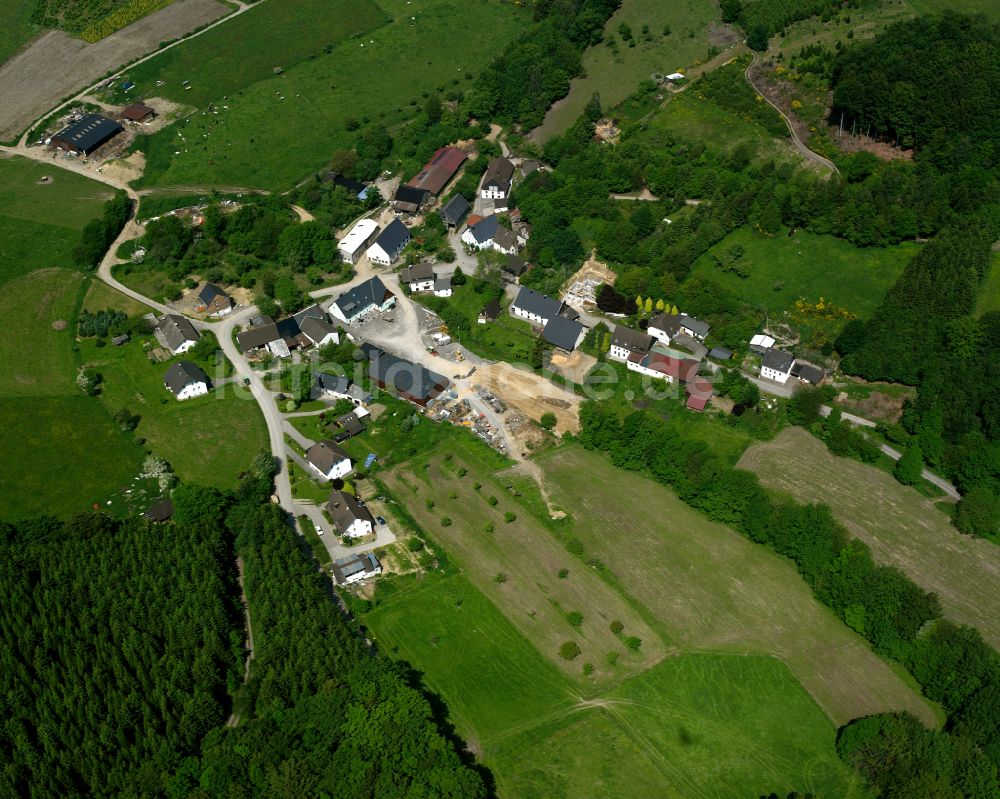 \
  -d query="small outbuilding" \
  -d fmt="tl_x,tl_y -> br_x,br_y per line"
121,102 -> 155,123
